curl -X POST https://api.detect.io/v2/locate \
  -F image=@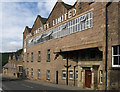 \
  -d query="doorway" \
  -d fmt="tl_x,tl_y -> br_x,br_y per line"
85,70 -> 92,88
